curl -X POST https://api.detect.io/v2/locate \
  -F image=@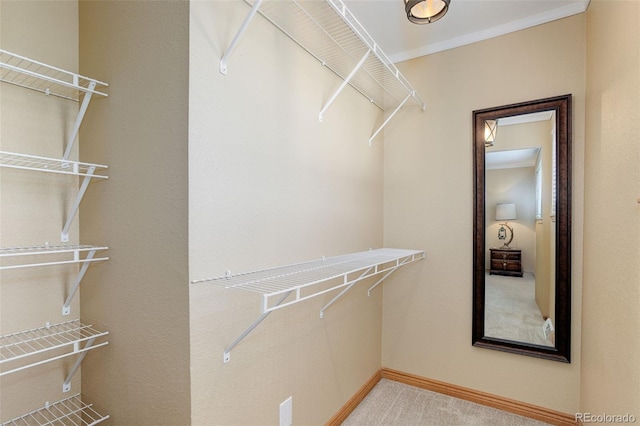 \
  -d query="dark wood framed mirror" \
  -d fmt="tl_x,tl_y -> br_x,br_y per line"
473,95 -> 571,362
